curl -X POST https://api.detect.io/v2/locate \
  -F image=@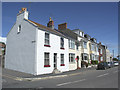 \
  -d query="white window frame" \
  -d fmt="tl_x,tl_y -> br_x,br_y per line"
69,40 -> 75,49
61,54 -> 64,64
44,52 -> 50,65
18,25 -> 21,33
60,37 -> 64,48
69,53 -> 75,63
45,32 -> 50,45
83,41 -> 87,49
91,44 -> 95,51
